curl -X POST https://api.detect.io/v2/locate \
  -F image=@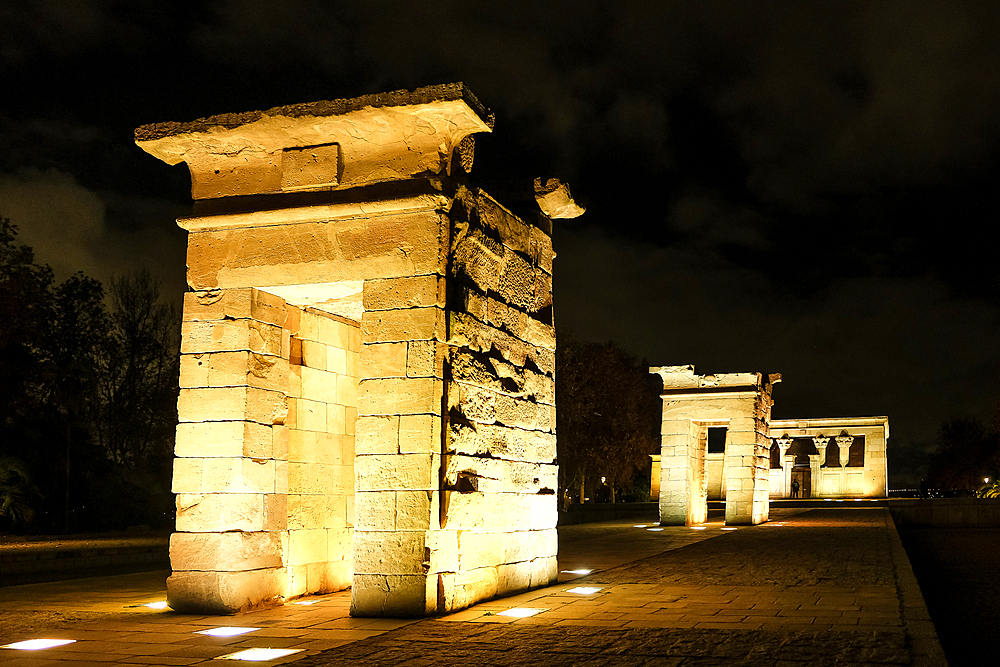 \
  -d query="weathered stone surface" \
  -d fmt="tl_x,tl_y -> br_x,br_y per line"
170,531 -> 283,571
182,288 -> 287,326
355,453 -> 438,491
363,275 -> 443,311
175,493 -> 264,532
180,319 -> 283,356
361,307 -> 444,343
166,568 -> 284,614
358,377 -> 443,416
350,573 -> 435,617
178,386 -> 288,425
180,351 -> 288,392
